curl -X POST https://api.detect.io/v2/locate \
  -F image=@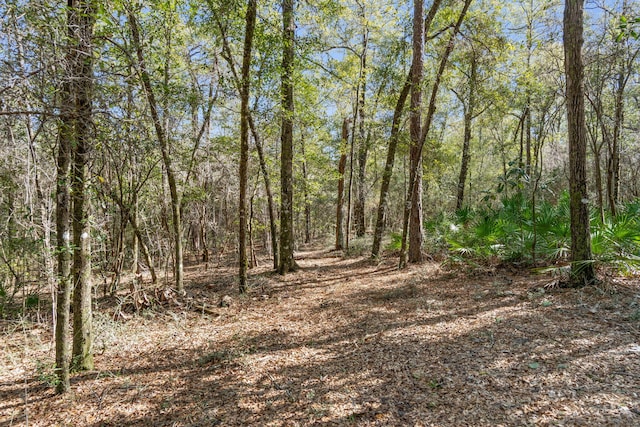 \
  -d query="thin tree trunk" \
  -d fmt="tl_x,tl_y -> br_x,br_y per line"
301,138 -> 311,244
249,181 -> 258,268
399,0 -> 472,268
216,17 -> 280,271
607,70 -> 625,216
346,101 -> 356,249
279,0 -> 296,275
54,69 -> 73,394
371,0 -> 443,259
586,120 -> 605,222
354,14 -> 369,238
248,116 -> 279,270
564,0 -> 595,286
128,11 -> 184,293
131,191 -> 140,273
336,118 -> 350,250
238,0 -> 256,293
130,216 -> 157,284
456,56 -> 477,211
371,75 -> 411,258
406,0 -> 425,265
56,0 -> 97,392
